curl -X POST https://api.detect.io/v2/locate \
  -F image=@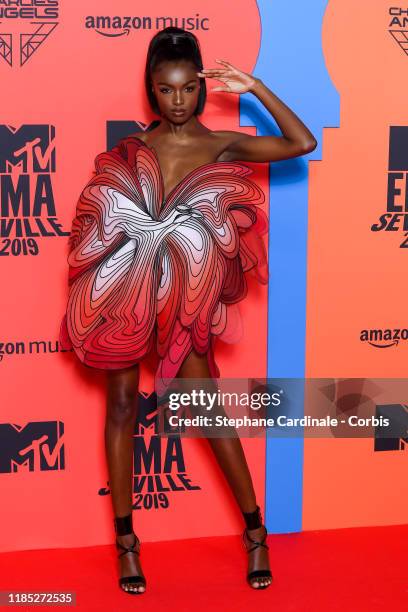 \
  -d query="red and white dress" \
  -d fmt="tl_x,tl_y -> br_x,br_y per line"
59,134 -> 268,395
